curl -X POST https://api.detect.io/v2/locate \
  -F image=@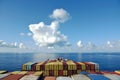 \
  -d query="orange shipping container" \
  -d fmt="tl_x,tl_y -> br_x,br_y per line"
44,76 -> 56,80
